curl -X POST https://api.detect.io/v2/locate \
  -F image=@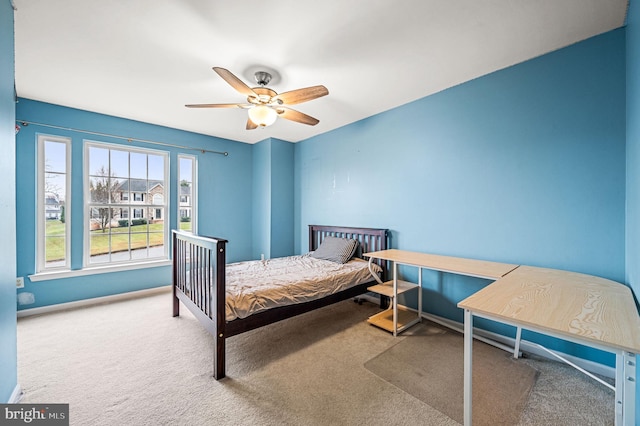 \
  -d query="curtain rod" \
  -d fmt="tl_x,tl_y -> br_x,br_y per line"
15,119 -> 229,157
